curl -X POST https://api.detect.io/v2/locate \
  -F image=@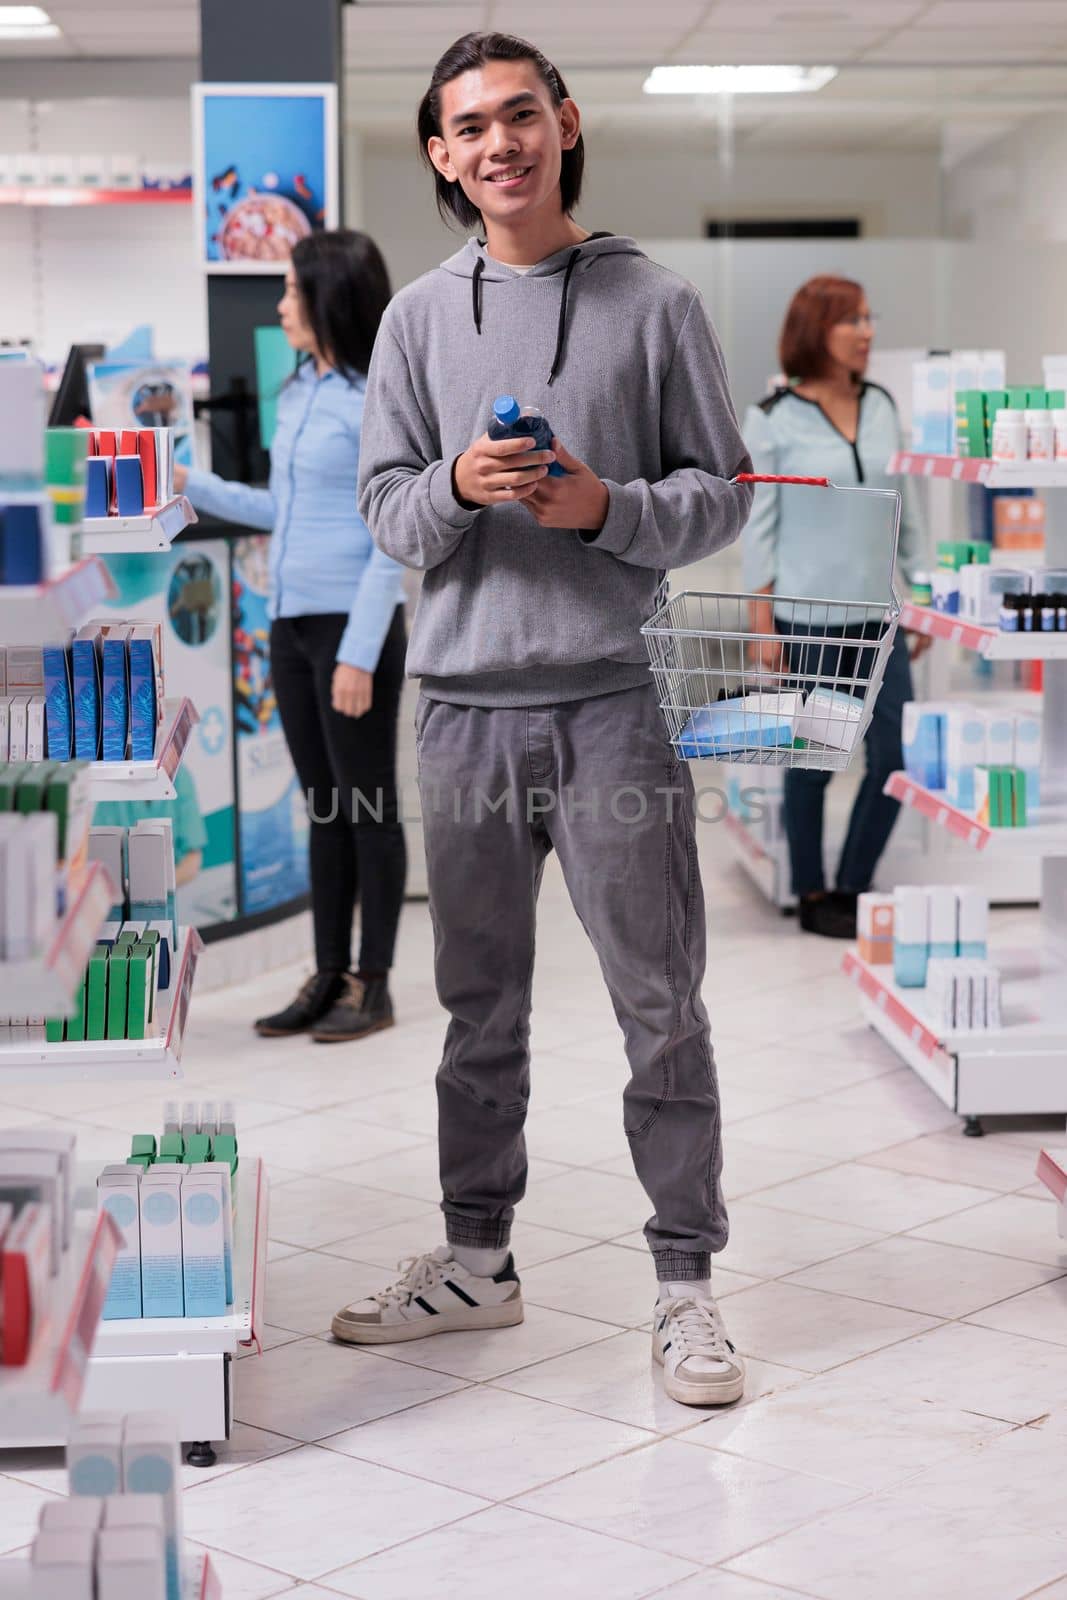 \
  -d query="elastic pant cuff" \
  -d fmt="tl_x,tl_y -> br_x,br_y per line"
652,1249 -> 713,1282
444,1213 -> 512,1251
